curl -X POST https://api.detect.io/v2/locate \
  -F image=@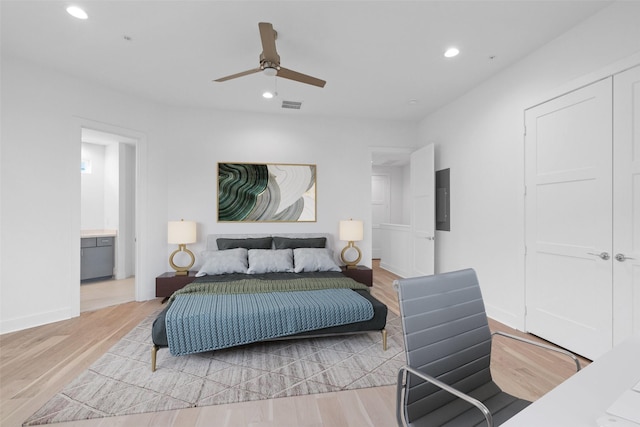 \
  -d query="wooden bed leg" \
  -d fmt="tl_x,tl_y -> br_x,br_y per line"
151,345 -> 159,372
382,329 -> 388,351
